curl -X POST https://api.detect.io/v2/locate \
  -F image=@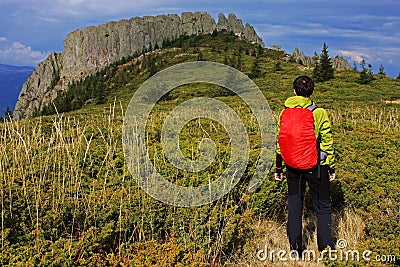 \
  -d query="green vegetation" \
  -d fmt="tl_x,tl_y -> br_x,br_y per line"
1,33 -> 400,266
359,59 -> 375,84
313,42 -> 334,83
